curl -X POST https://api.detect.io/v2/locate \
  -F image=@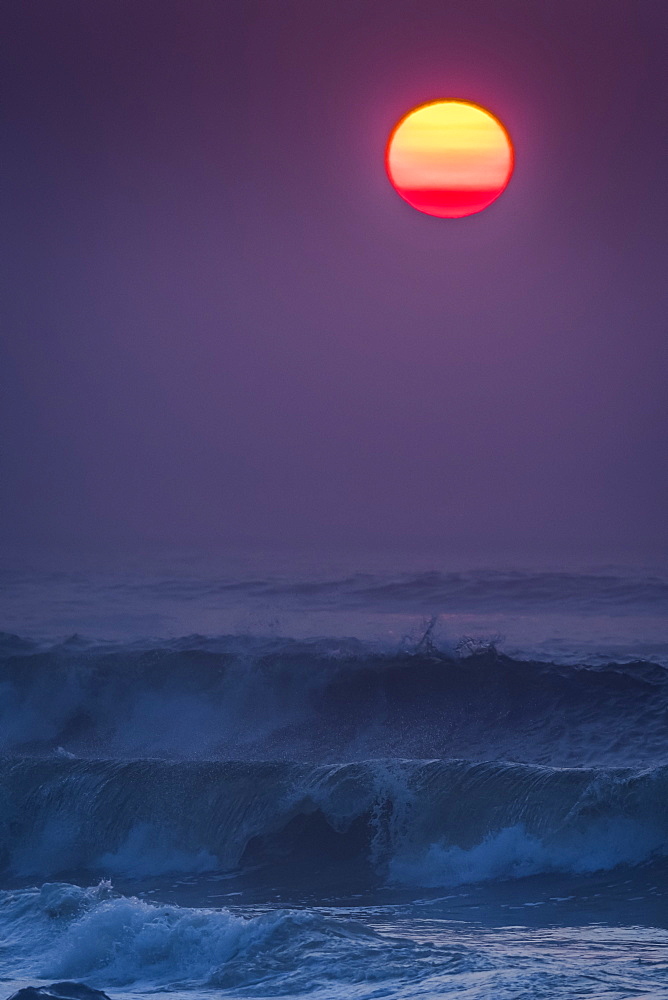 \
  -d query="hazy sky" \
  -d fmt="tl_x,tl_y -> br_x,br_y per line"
1,0 -> 666,562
